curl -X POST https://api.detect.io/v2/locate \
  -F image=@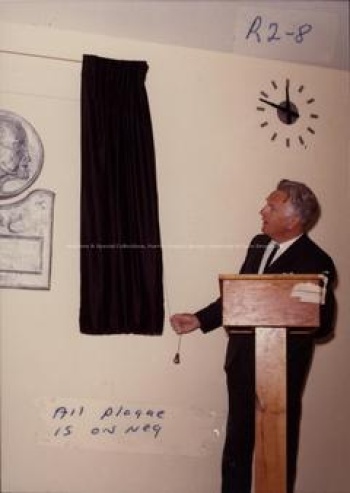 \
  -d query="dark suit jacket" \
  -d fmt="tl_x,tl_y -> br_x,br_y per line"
196,234 -> 336,343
